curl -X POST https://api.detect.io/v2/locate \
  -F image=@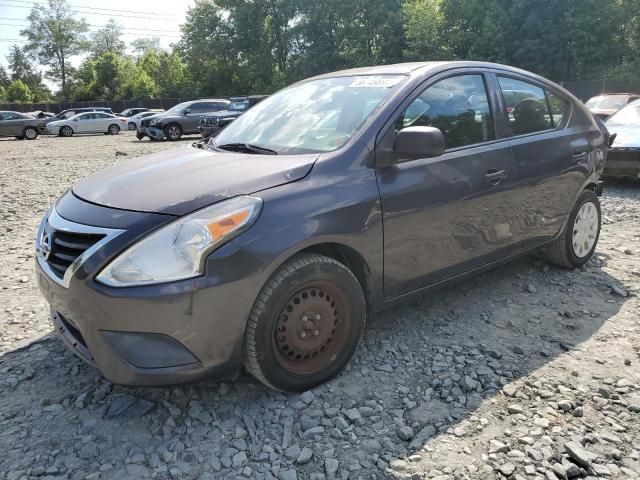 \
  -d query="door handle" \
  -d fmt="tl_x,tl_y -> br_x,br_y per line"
484,169 -> 507,185
572,151 -> 588,162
